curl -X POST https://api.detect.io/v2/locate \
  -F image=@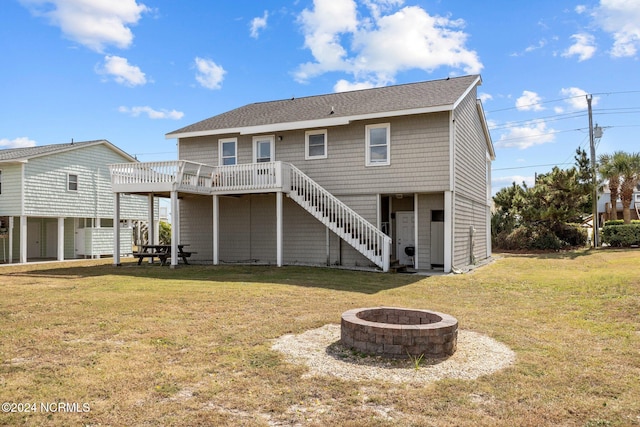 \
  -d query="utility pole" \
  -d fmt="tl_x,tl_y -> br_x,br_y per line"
587,94 -> 598,247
